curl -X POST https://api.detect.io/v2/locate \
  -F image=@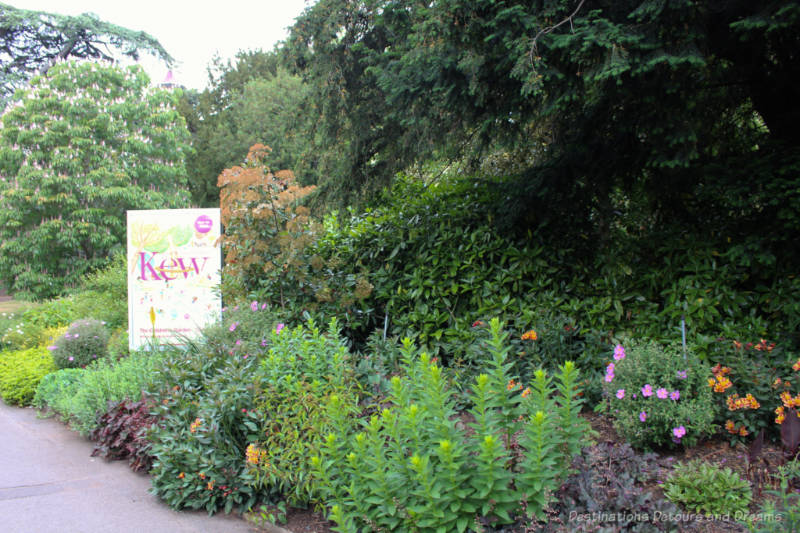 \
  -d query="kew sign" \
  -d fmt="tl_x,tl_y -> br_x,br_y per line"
127,209 -> 222,350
